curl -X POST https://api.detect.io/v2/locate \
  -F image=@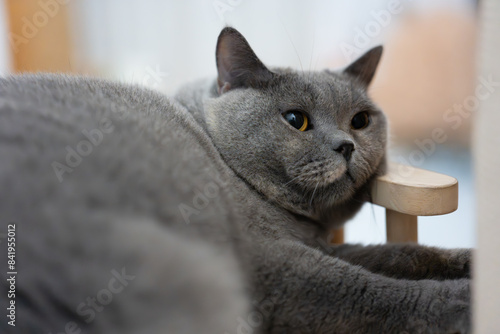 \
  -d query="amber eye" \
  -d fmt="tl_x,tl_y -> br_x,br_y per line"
351,111 -> 370,130
282,111 -> 309,131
